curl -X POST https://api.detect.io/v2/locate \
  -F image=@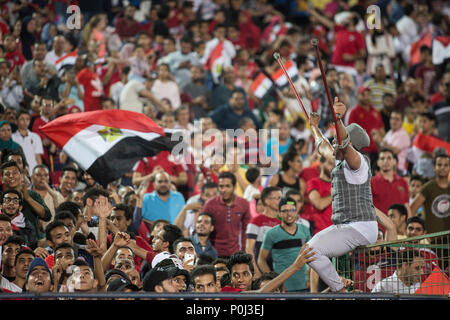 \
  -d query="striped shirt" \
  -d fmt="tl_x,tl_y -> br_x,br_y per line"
363,78 -> 397,110
246,214 -> 280,260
